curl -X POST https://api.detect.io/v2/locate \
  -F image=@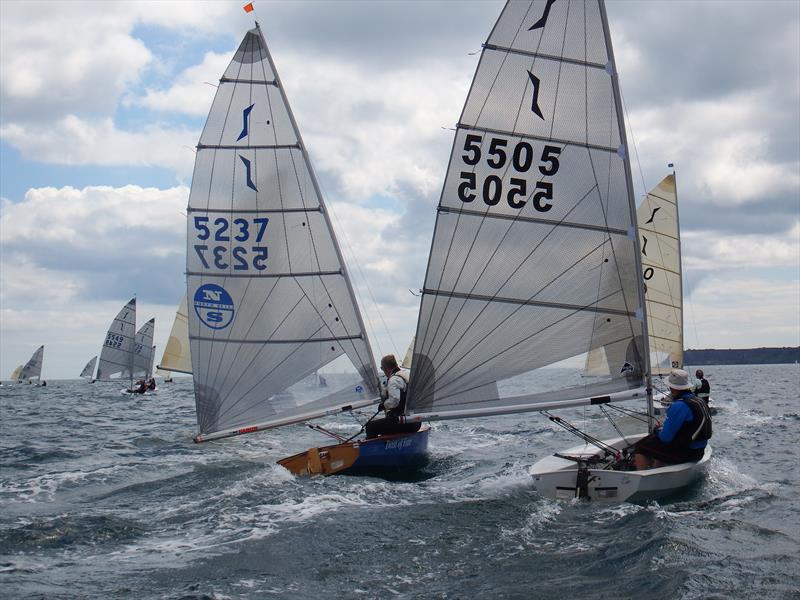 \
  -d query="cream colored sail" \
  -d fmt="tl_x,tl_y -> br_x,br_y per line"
585,174 -> 681,376
10,365 -> 23,380
158,295 -> 192,375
